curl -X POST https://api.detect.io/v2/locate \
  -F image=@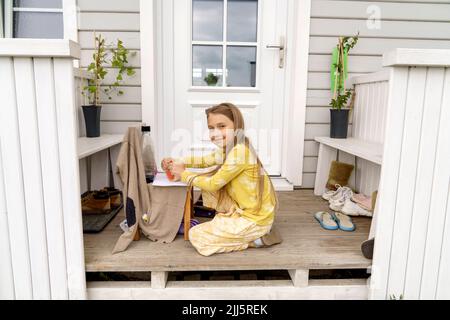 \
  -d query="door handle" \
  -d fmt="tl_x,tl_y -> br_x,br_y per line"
266,36 -> 285,68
